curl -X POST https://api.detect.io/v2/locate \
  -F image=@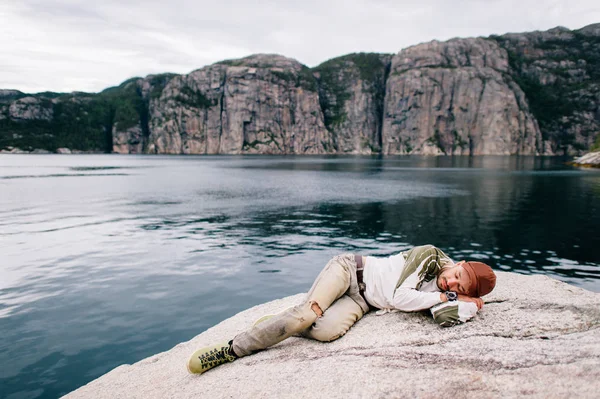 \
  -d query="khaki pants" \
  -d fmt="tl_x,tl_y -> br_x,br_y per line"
232,254 -> 370,357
